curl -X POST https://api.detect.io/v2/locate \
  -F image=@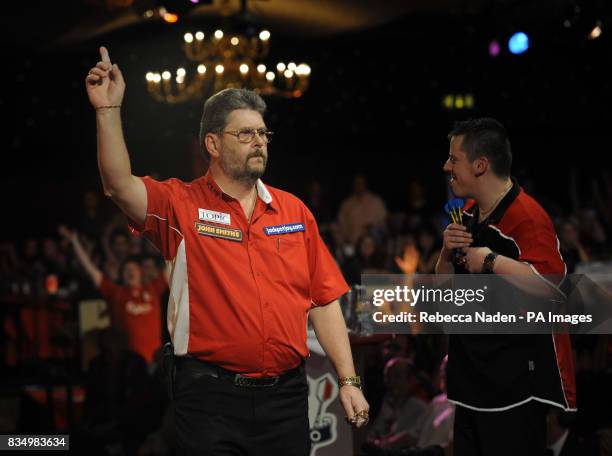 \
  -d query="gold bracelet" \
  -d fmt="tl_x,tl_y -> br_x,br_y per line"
95,105 -> 121,110
338,376 -> 361,389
